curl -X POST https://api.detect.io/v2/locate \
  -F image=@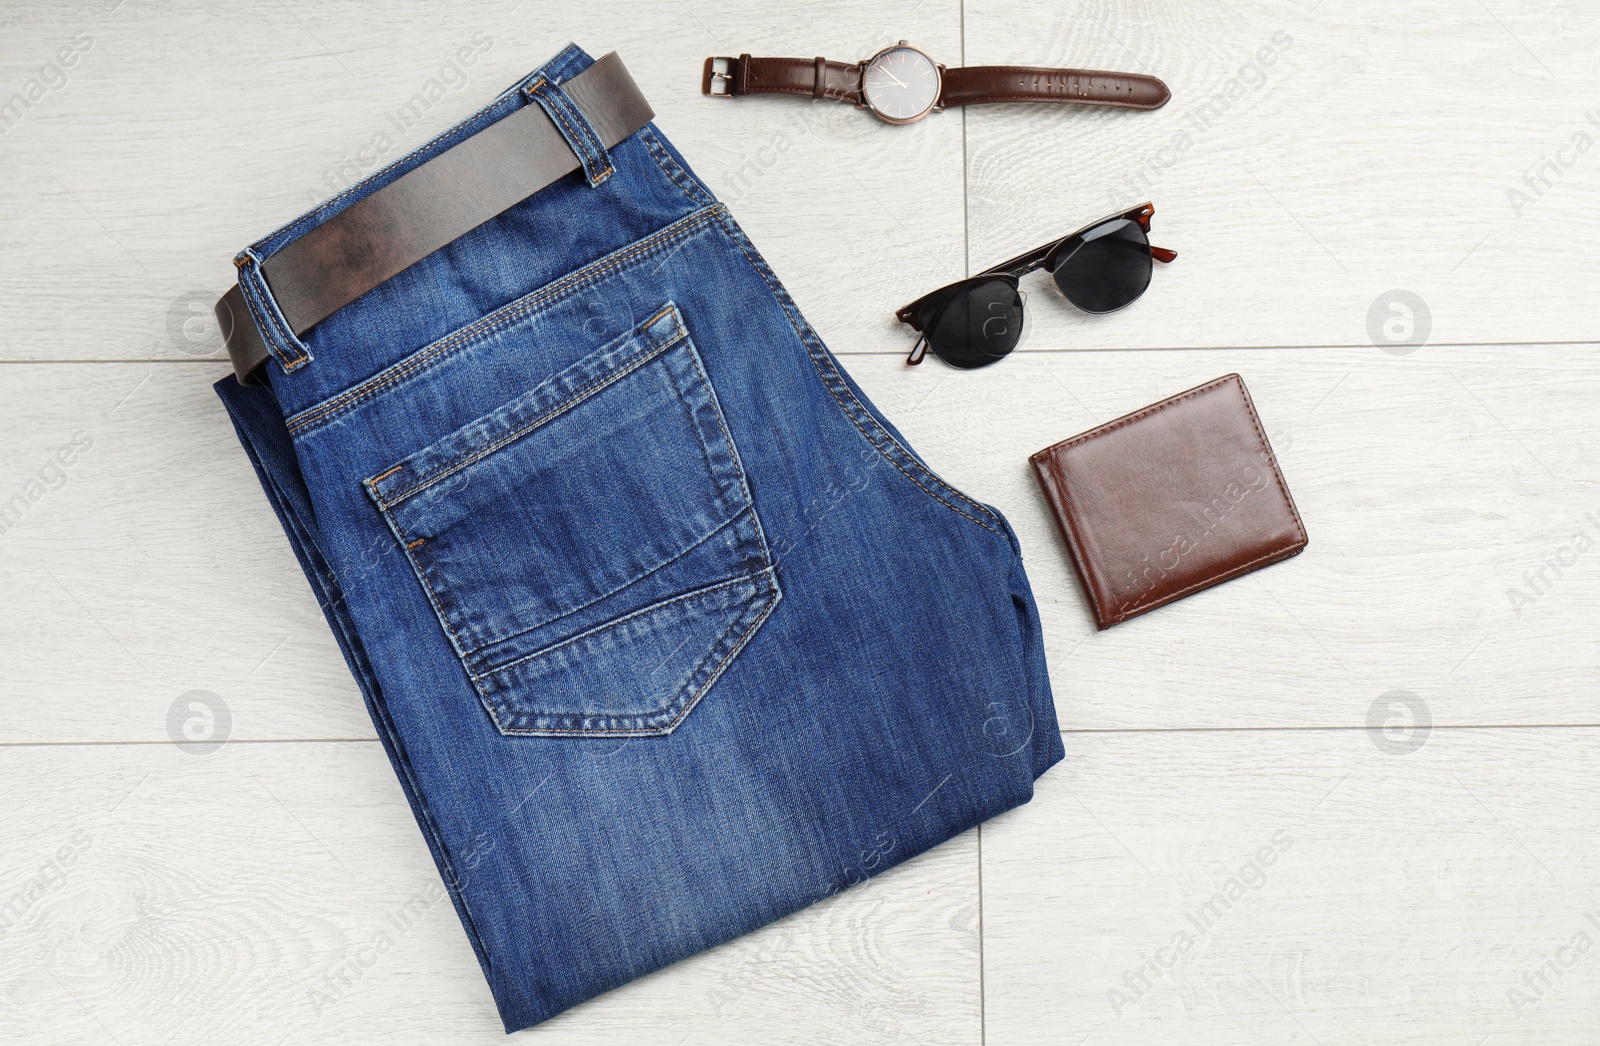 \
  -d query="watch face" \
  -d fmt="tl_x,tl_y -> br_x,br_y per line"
862,46 -> 940,123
